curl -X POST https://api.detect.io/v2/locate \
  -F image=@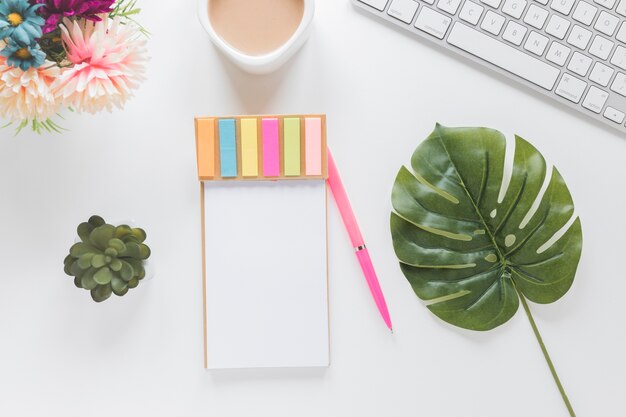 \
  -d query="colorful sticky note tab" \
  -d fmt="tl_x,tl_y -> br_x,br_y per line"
305,118 -> 322,176
262,118 -> 280,177
241,118 -> 258,177
219,119 -> 237,178
196,118 -> 215,179
284,118 -> 301,176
